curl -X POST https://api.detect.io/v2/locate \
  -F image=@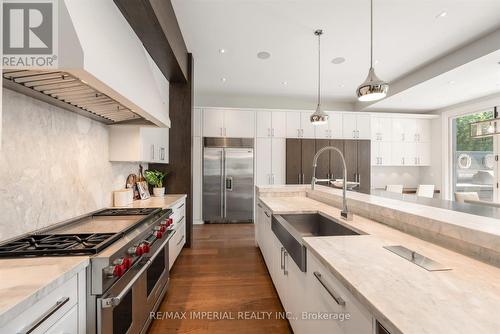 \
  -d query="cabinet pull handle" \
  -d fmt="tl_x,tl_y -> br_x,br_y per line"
313,271 -> 346,306
177,203 -> 185,209
272,128 -> 275,137
264,211 -> 270,218
220,127 -> 223,136
257,203 -> 262,208
297,129 -> 300,137
283,251 -> 288,275
19,297 -> 70,334
402,157 -> 405,165
281,247 -> 285,269
302,173 -> 305,184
